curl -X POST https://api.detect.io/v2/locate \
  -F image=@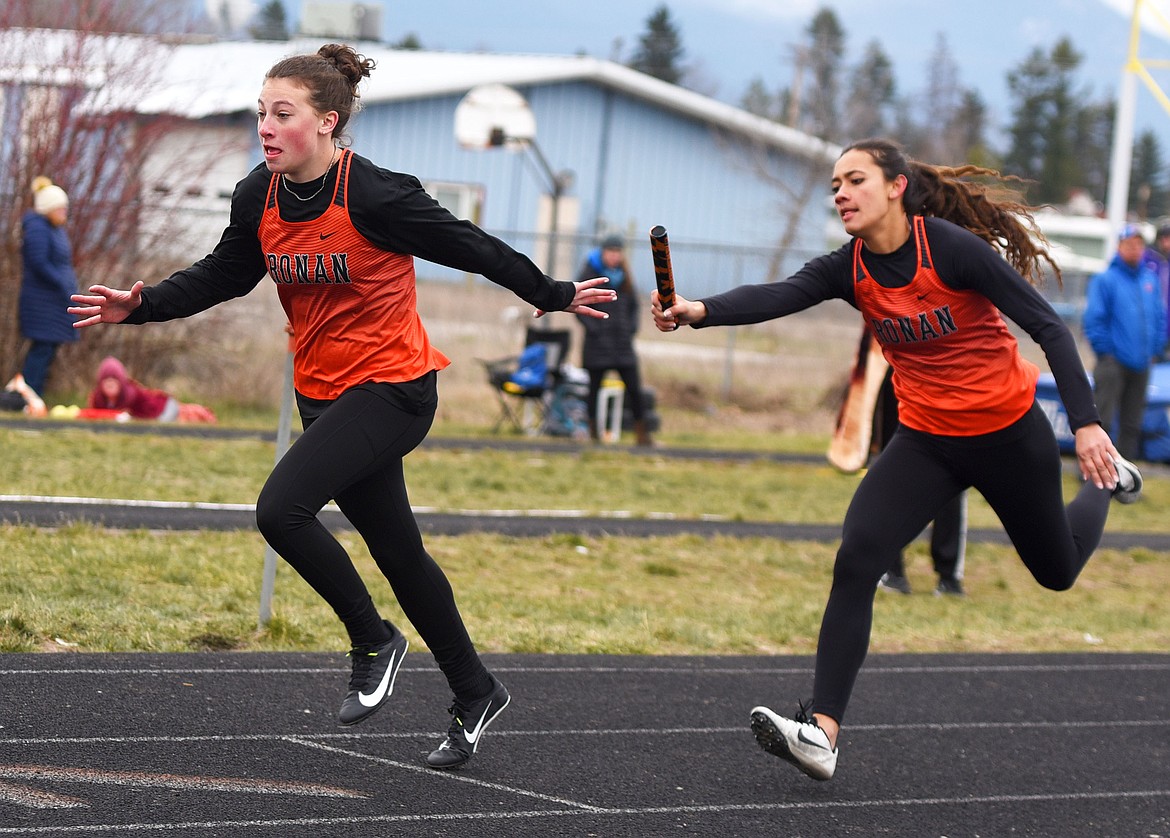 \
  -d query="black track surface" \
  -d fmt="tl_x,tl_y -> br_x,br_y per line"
1,652 -> 1167,836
